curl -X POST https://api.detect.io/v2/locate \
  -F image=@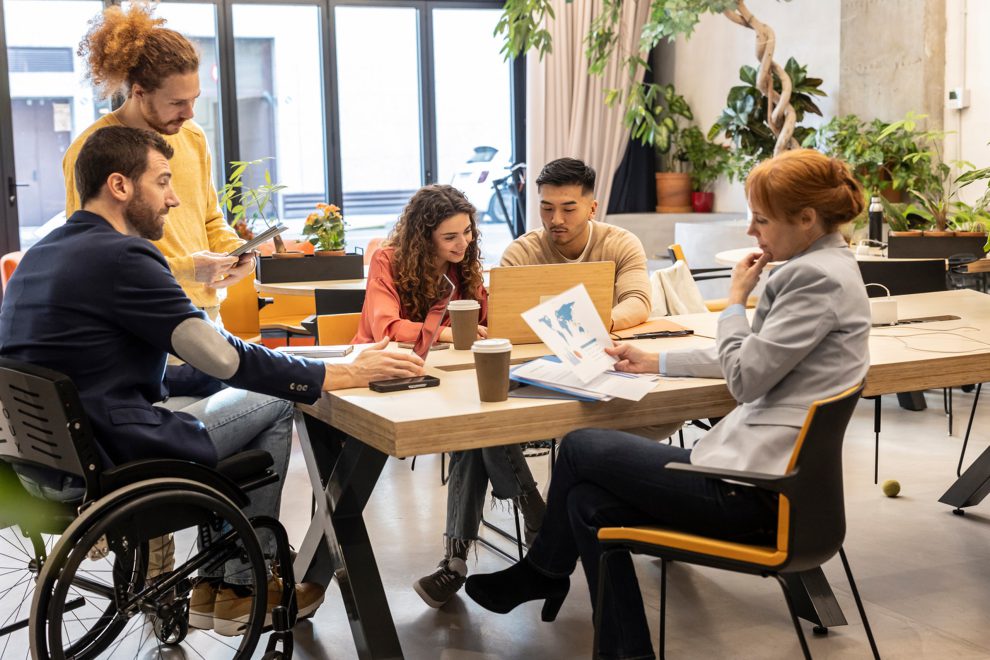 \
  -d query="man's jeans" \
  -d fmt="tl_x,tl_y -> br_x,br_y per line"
174,388 -> 293,585
445,444 -> 537,554
526,429 -> 778,660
